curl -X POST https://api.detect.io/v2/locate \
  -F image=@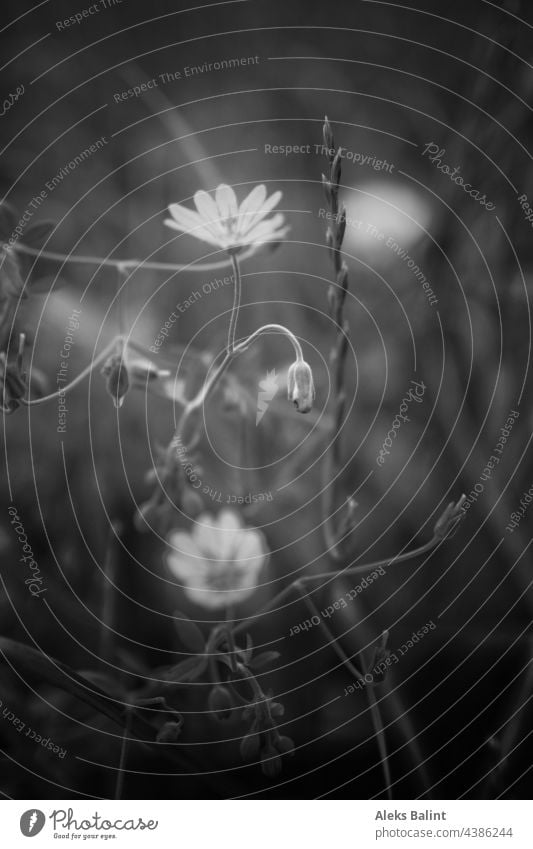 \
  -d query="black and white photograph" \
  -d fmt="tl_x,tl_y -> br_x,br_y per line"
0,0 -> 532,836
